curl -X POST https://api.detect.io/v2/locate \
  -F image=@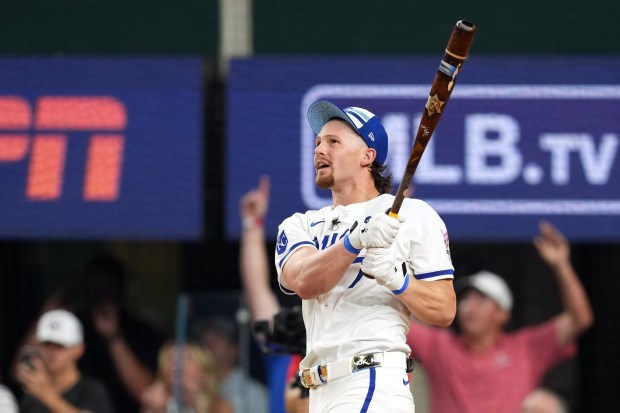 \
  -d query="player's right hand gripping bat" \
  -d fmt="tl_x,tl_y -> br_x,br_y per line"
388,20 -> 477,219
